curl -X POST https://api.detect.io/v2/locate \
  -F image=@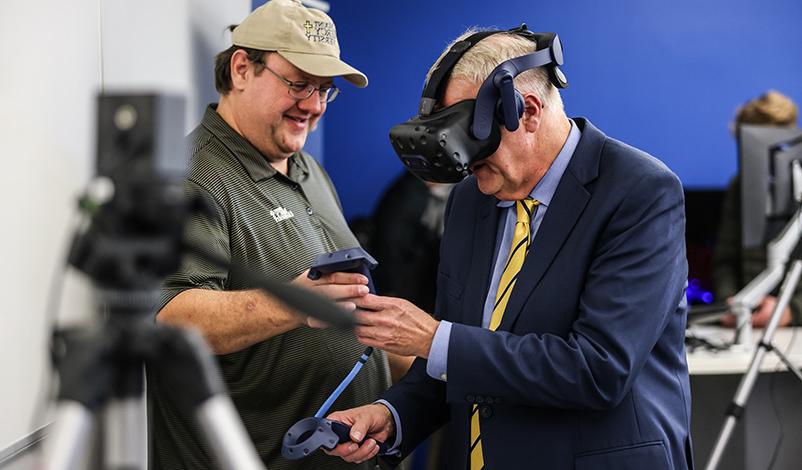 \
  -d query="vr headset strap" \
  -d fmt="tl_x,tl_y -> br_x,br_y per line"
472,48 -> 560,140
418,30 -> 500,116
